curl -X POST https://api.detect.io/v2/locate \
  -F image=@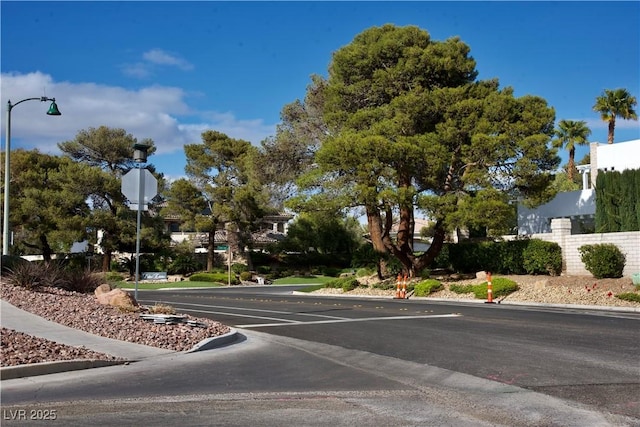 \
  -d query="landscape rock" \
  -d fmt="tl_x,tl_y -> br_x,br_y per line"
95,288 -> 139,311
